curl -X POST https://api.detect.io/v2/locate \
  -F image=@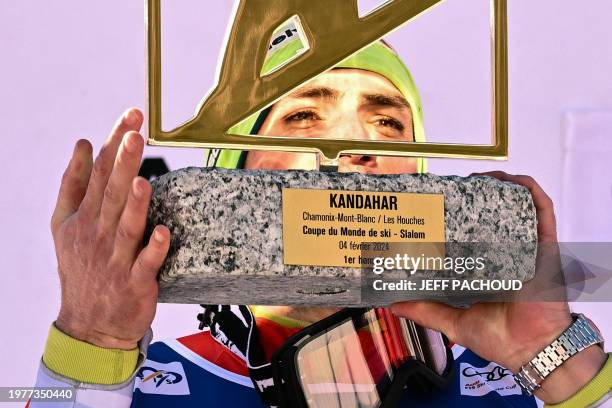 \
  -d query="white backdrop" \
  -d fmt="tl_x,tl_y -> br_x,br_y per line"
0,0 -> 611,388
